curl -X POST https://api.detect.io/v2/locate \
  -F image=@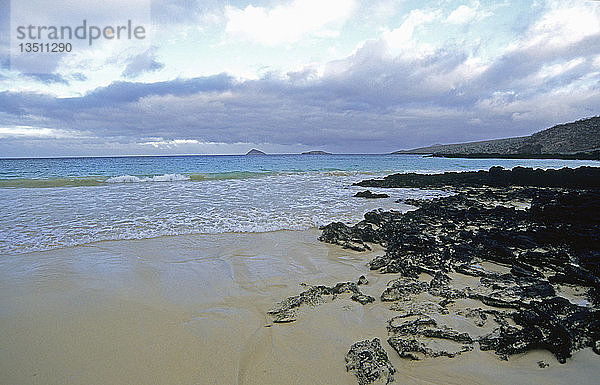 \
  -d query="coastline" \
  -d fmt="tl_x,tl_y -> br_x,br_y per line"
3,1 -> 600,383
1,227 -> 598,384
315,167 -> 600,384
425,152 -> 600,160
0,229 -> 373,385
